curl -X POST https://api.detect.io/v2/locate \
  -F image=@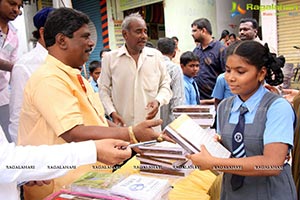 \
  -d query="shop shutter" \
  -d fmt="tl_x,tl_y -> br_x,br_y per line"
277,0 -> 300,67
72,0 -> 102,63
